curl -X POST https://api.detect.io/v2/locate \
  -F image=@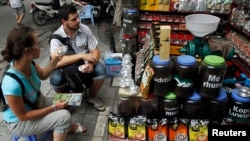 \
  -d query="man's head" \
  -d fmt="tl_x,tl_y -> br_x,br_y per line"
58,4 -> 80,31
